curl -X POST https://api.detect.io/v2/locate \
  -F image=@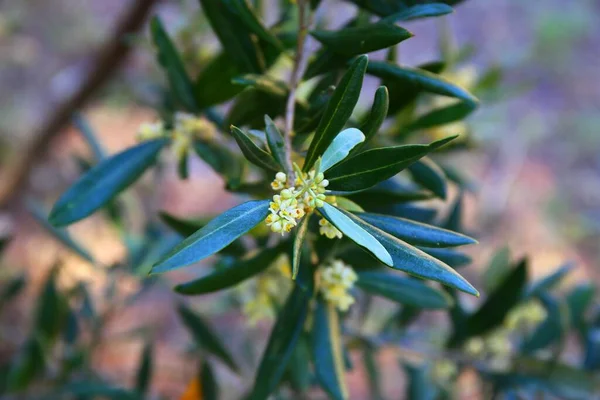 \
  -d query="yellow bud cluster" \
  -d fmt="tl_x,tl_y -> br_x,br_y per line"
430,359 -> 458,386
319,260 -> 357,312
319,218 -> 342,239
265,192 -> 306,235
504,300 -> 547,331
